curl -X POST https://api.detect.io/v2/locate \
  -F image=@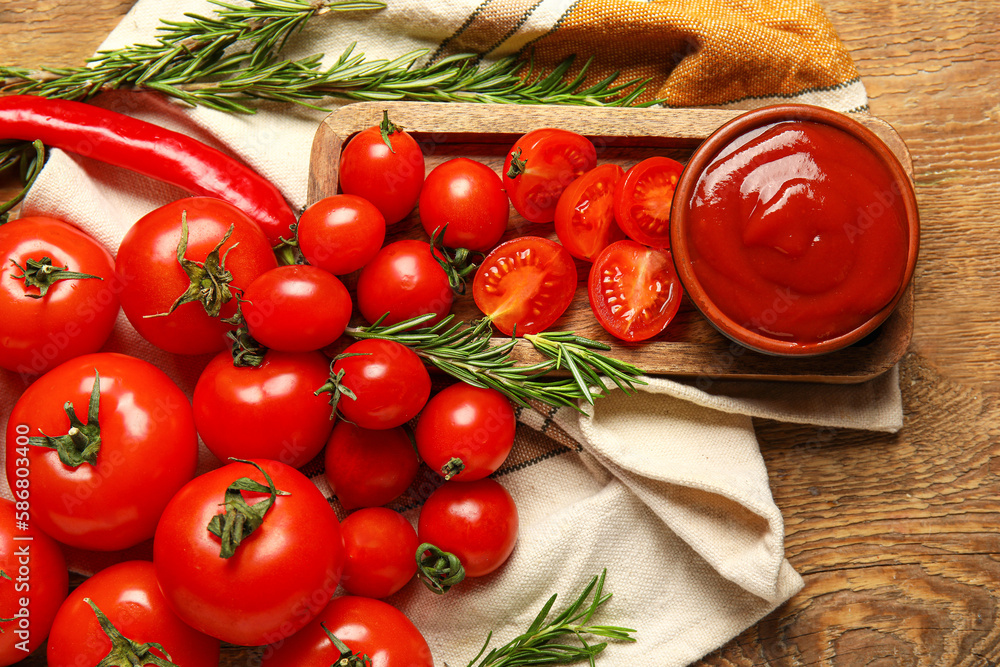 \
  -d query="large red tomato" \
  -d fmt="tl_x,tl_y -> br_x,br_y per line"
0,216 -> 119,378
418,478 -> 519,578
46,560 -> 220,667
415,383 -> 516,481
330,339 -> 431,430
339,112 -> 425,225
4,353 -> 198,551
261,596 -> 433,667
472,236 -> 578,335
419,158 -> 509,252
153,459 -> 345,647
502,128 -> 597,223
193,349 -> 334,468
0,498 -> 68,665
116,196 -> 278,355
